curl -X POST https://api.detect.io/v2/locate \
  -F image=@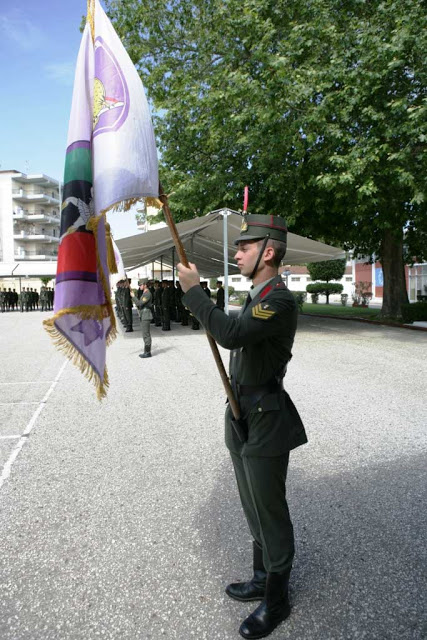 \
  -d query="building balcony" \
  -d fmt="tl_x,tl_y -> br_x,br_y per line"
14,250 -> 58,261
14,231 -> 60,243
12,189 -> 60,205
13,210 -> 60,225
